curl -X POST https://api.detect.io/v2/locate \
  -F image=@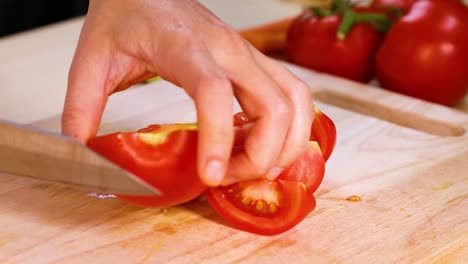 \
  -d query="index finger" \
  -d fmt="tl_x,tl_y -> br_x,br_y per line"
173,50 -> 235,187
62,46 -> 108,143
